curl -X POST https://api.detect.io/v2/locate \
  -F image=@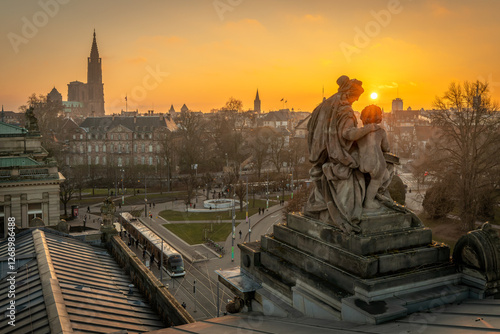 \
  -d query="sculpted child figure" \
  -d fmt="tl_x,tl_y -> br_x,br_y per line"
357,105 -> 390,209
